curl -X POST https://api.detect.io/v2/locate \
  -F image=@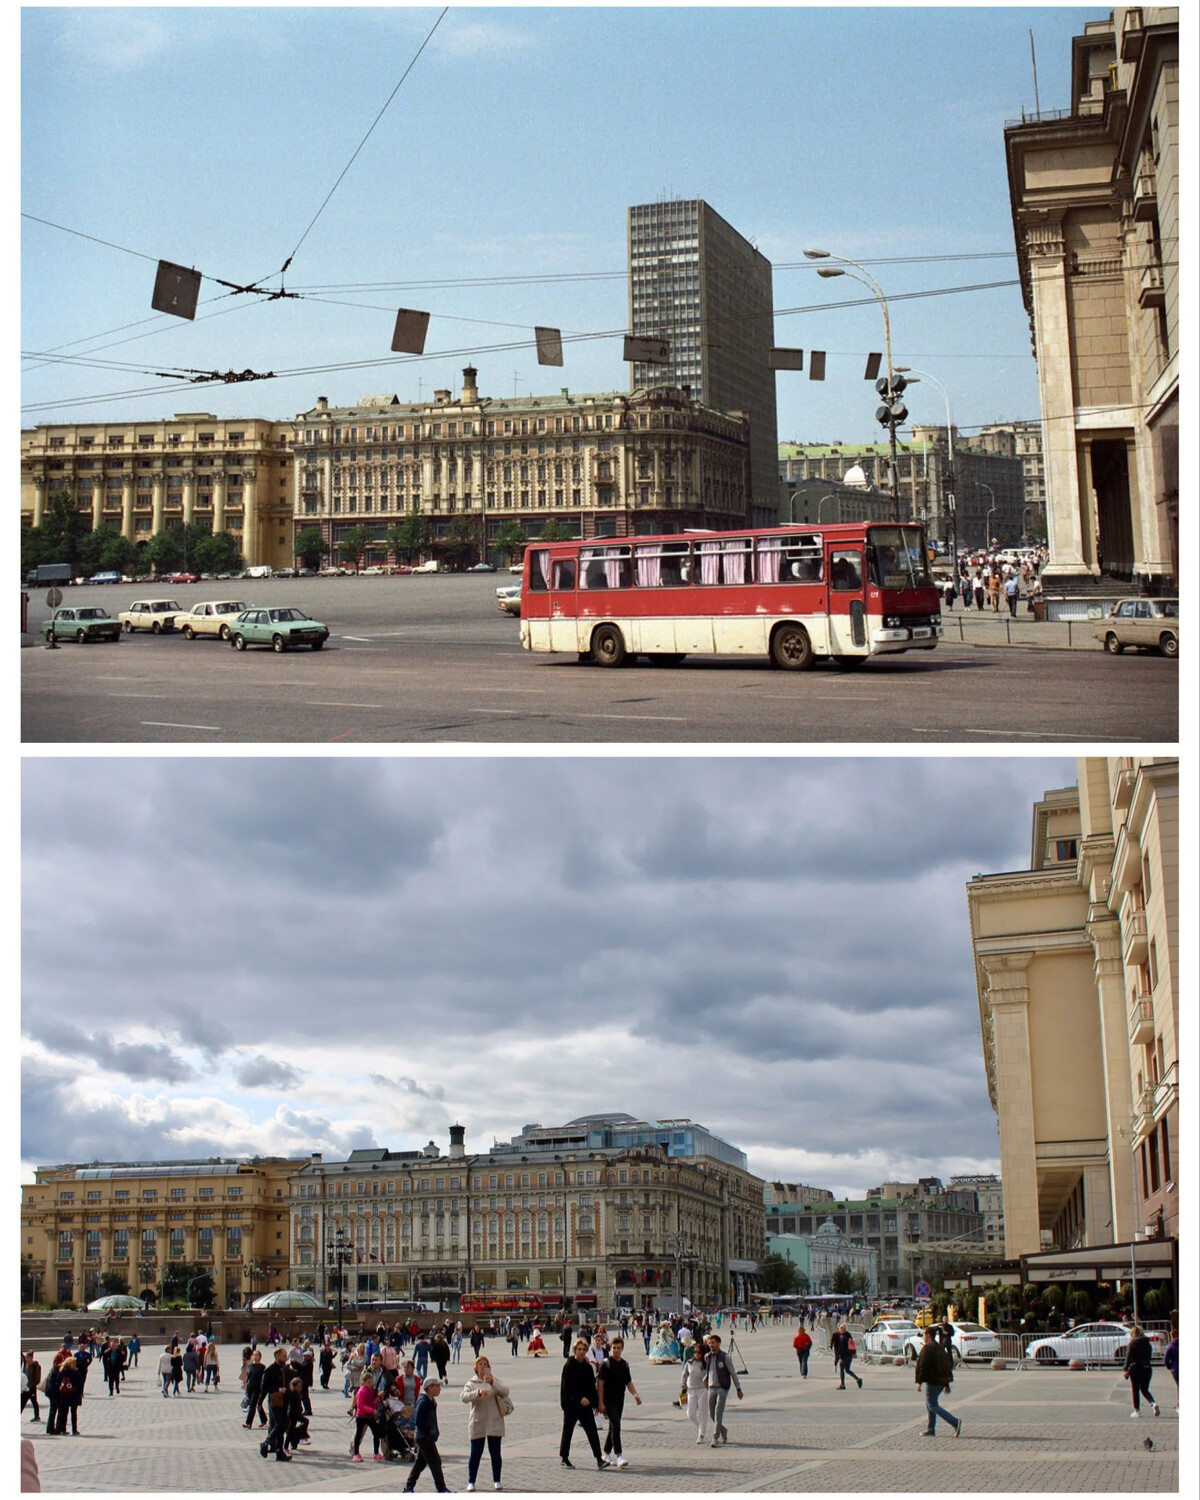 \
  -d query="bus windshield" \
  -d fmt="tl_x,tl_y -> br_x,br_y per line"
868,527 -> 933,590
